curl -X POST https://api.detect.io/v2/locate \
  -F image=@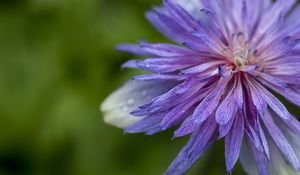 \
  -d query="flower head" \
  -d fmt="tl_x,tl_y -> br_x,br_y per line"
101,0 -> 300,174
